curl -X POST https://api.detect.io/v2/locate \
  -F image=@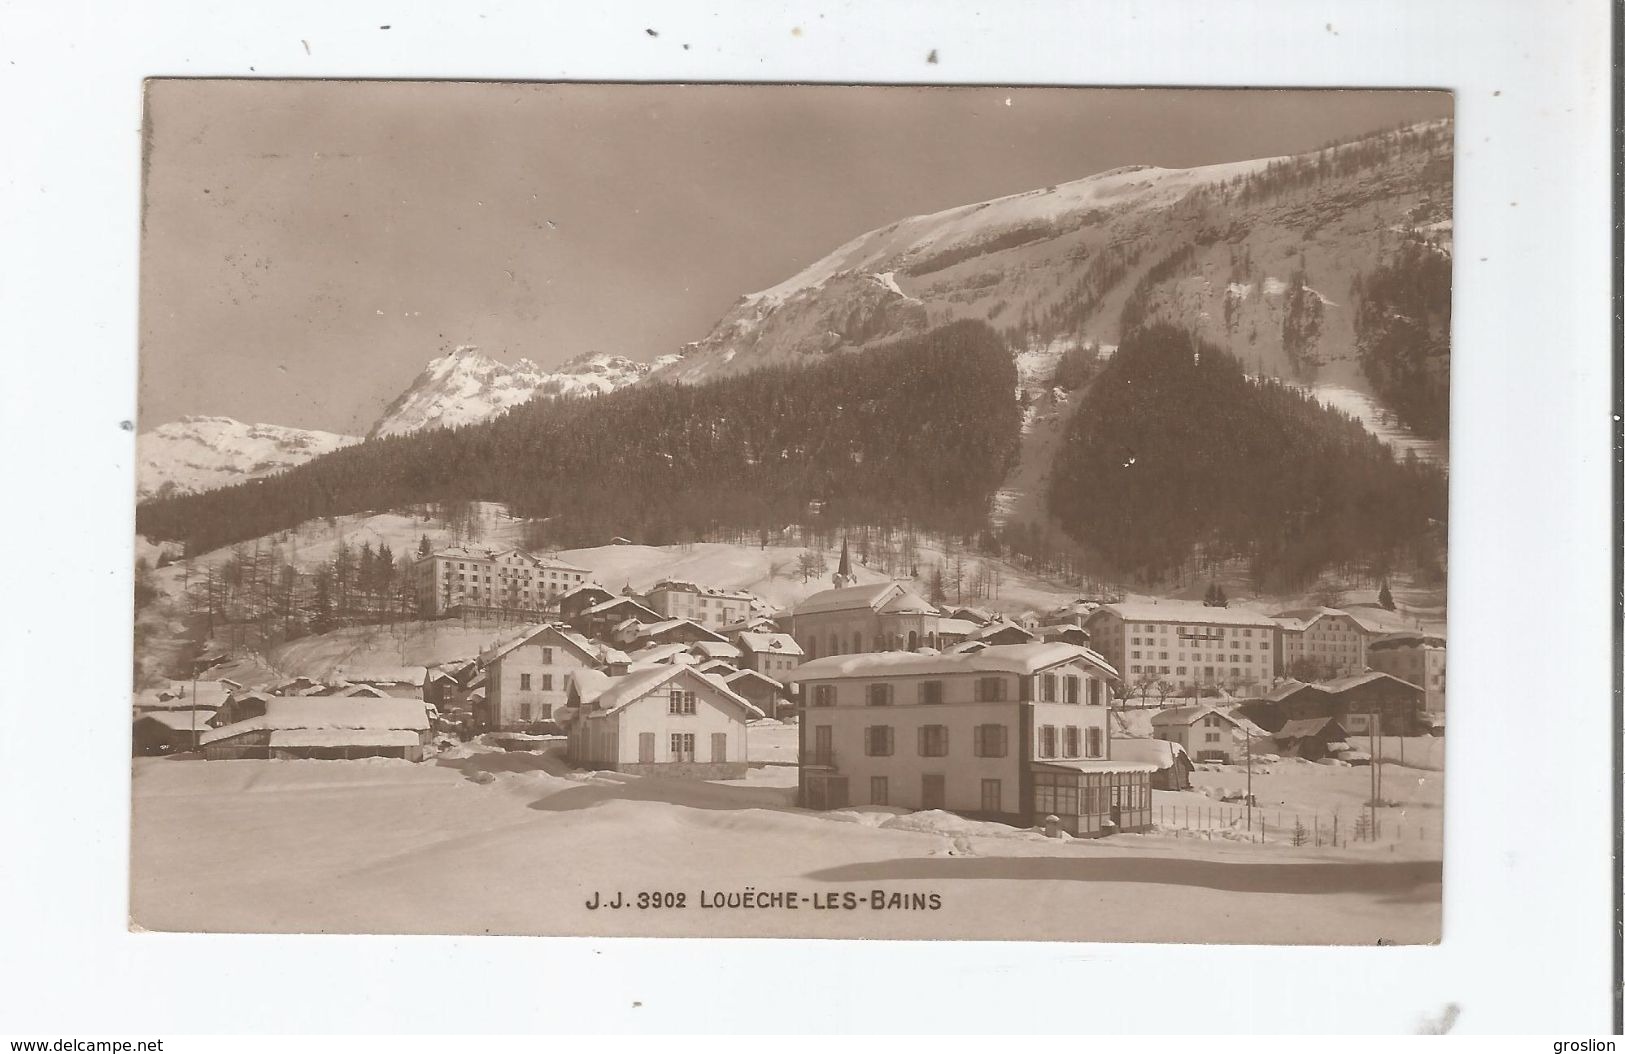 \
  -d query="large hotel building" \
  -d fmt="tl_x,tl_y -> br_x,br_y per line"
413,546 -> 592,618
1083,600 -> 1280,693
